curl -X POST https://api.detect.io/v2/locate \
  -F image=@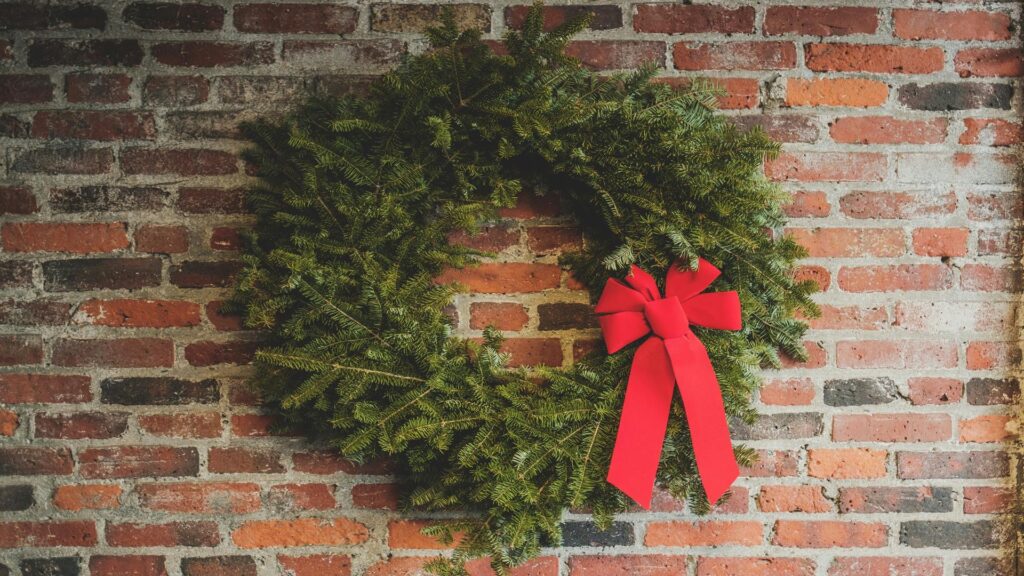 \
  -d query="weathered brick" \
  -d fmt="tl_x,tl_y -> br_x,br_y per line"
786,228 -> 904,258
437,263 -> 560,293
277,555 -> 352,576
235,3 -> 357,33
0,186 -> 36,214
282,40 -> 405,69
696,558 -> 815,576
170,260 -> 242,288
823,377 -> 898,406
35,411 -> 129,439
90,556 -> 166,576
773,521 -> 886,548
829,558 -> 942,576
537,303 -> 597,330
757,486 -> 831,513
53,484 -> 121,511
107,521 -> 220,547
807,448 -> 886,479
181,556 -> 255,576
135,225 -> 189,254
833,413 -> 951,442
80,446 -> 199,479
12,146 -> 113,174
52,338 -> 173,368
122,148 -> 237,175
32,110 -> 155,141
766,152 -> 886,182
897,451 -> 1008,479
732,114 -> 818,143
645,521 -> 761,547
372,4 -> 489,32
139,412 -> 222,438
210,447 -> 284,473
963,486 -> 1010,514
51,185 -> 168,212
895,10 -> 1011,41
136,482 -> 261,513
0,2 -> 106,30
101,377 -> 219,405
764,6 -> 877,36
3,222 -> 128,253
900,521 -> 996,549
838,264 -> 953,292
839,487 -> 953,514
66,73 -> 132,103
633,5 -> 753,34
569,555 -> 687,576
0,334 -> 43,365
830,116 -> 946,144
908,377 -> 963,405
0,299 -> 70,325
123,2 -> 224,30
805,44 -> 943,74
675,42 -> 796,71
965,377 -> 1018,405
0,521 -> 97,547
731,412 -> 823,441
20,557 -> 80,576
28,39 -> 142,67
567,41 -> 664,70
899,83 -> 1013,111
0,75 -> 54,104
506,5 -> 621,31
0,485 -> 34,511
